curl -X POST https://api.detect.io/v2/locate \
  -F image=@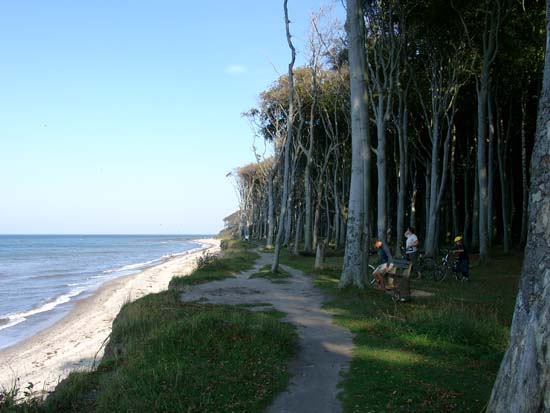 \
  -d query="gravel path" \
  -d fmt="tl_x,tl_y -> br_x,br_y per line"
180,251 -> 354,413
